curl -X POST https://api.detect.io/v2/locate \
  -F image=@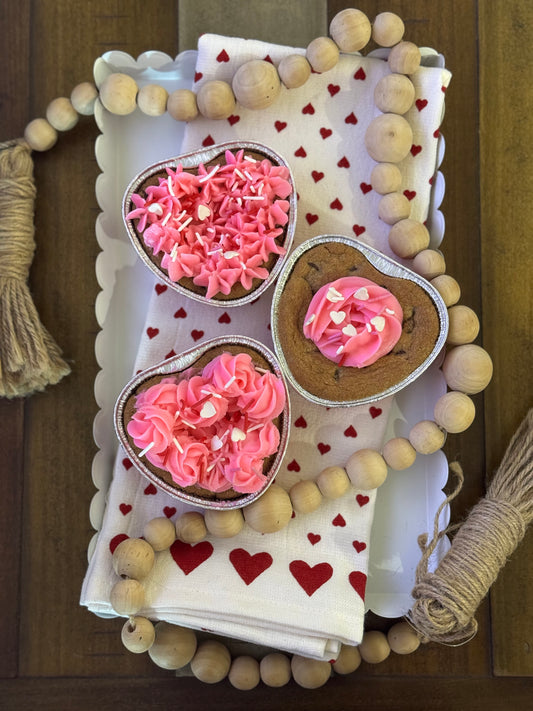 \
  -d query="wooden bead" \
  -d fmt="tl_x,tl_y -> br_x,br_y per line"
289,479 -> 323,514
442,344 -> 493,394
329,8 -> 371,52
359,630 -> 391,664
364,113 -> 413,163
371,162 -> 402,194
382,437 -> 417,471
388,219 -> 430,259
24,118 -> 58,152
204,508 -> 244,538
46,97 -> 78,131
232,59 -> 280,110
332,644 -> 361,674
70,82 -> 98,115
291,655 -> 331,689
137,83 -> 168,116
259,652 -> 292,687
228,655 -> 260,690
112,537 -> 155,580
109,578 -> 145,616
306,37 -> 340,74
412,249 -> 446,280
167,89 -> 198,122
387,621 -> 421,655
121,616 -> 155,654
446,305 -> 480,345
148,622 -> 197,670
431,274 -> 461,307
378,191 -> 411,225
388,41 -> 422,75
196,80 -> 236,120
278,54 -> 311,89
434,391 -> 476,433
175,511 -> 207,543
190,640 -> 231,683
409,420 -> 446,455
243,483 -> 293,533
99,72 -> 138,115
345,449 -> 388,490
372,12 -> 405,47
374,74 -> 415,115
143,516 -> 175,551
316,466 -> 350,499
